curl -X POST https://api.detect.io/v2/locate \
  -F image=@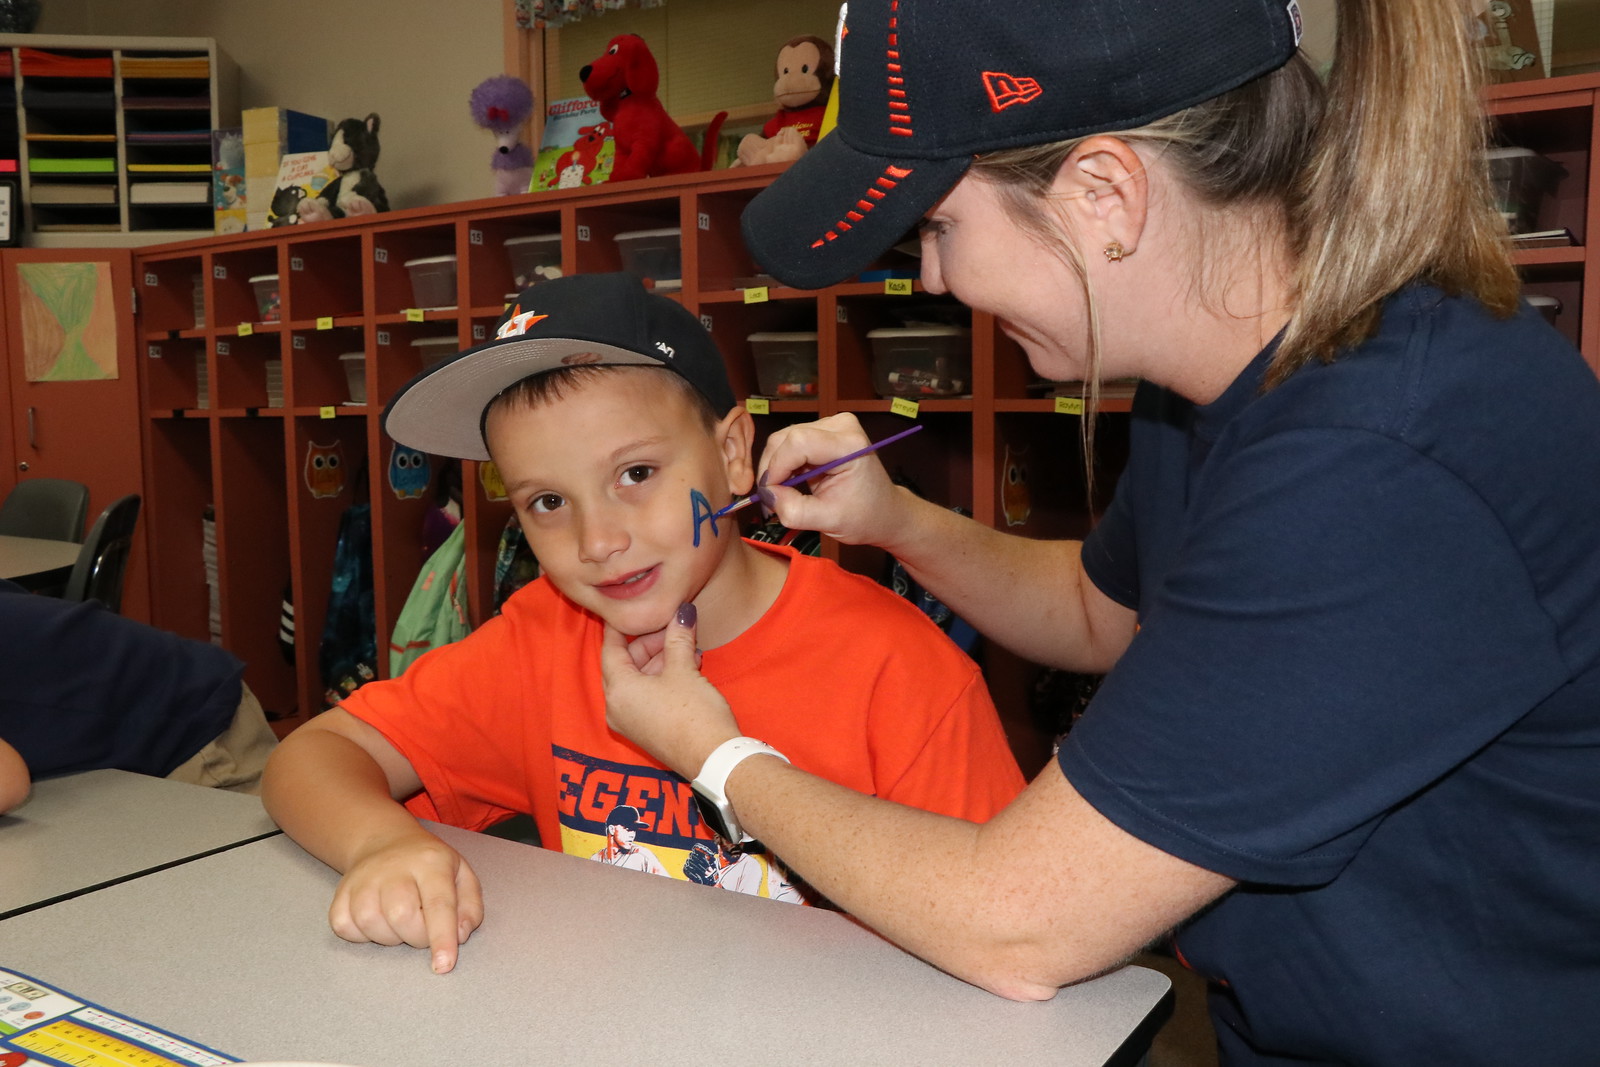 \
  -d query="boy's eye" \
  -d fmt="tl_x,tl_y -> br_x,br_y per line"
619,465 -> 654,487
529,492 -> 564,514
